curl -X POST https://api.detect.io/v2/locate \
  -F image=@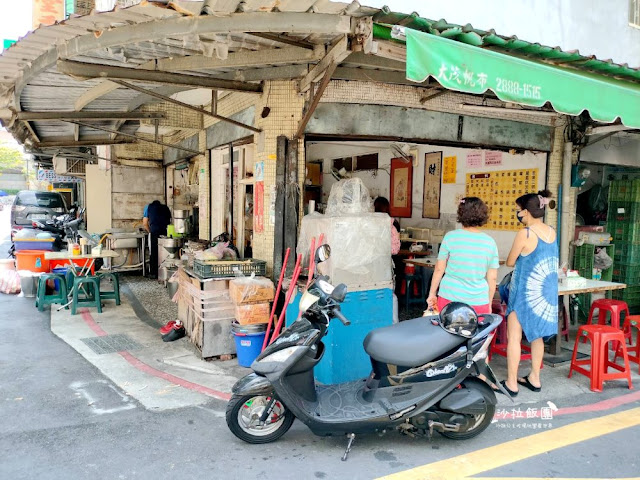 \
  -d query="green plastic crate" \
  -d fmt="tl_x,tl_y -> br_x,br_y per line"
573,244 -> 614,281
611,286 -> 640,311
608,179 -> 640,203
612,263 -> 640,284
613,244 -> 640,265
